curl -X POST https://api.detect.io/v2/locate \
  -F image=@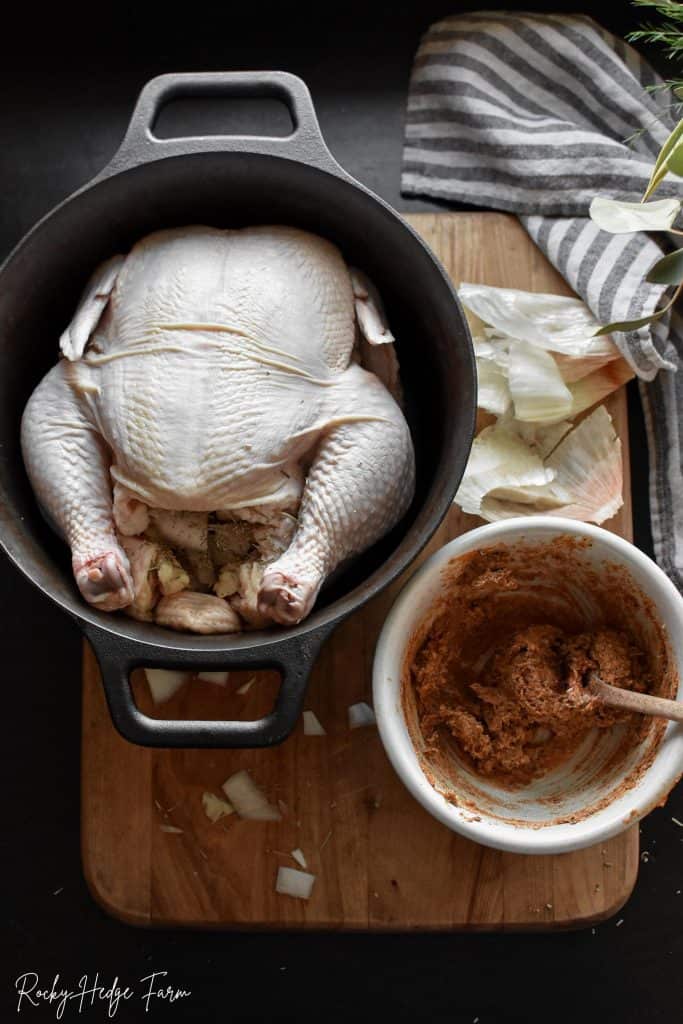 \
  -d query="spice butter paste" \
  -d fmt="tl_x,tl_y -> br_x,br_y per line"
404,539 -> 674,812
